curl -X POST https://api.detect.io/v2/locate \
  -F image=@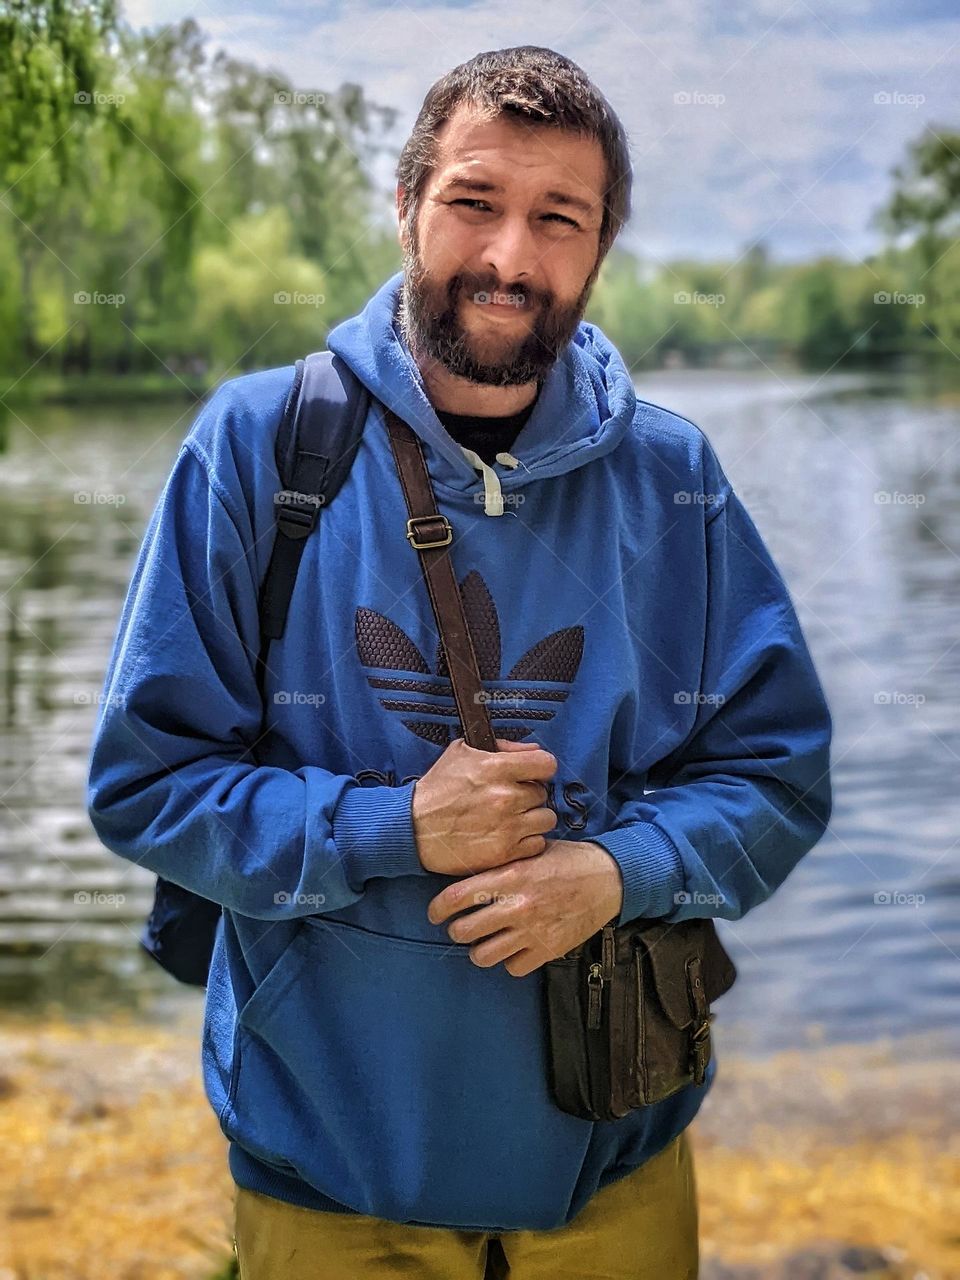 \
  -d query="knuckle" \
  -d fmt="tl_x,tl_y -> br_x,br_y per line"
493,785 -> 515,811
